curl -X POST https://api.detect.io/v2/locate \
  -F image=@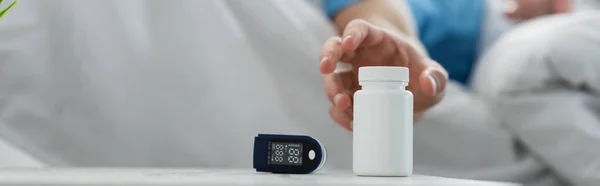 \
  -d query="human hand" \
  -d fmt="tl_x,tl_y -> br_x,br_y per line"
504,0 -> 571,21
319,19 -> 448,131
